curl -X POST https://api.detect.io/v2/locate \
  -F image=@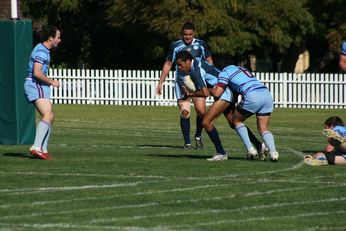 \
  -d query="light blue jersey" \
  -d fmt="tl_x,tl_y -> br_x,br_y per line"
218,65 -> 266,95
217,65 -> 273,115
24,43 -> 51,102
341,41 -> 346,55
26,43 -> 50,81
334,126 -> 346,156
175,58 -> 234,102
334,126 -> 346,138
